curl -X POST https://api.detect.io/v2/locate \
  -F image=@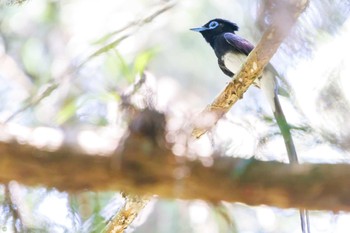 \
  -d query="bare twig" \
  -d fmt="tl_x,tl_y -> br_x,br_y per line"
76,1 -> 176,69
